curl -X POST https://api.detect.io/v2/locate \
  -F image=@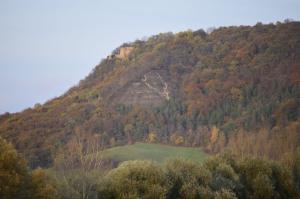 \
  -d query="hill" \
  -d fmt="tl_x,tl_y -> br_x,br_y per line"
0,21 -> 299,168
102,142 -> 207,165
